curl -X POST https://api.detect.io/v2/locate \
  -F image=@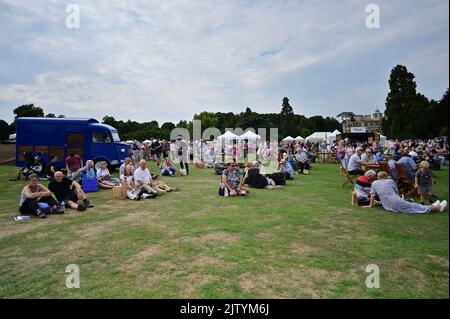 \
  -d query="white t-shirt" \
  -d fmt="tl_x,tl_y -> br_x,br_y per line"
134,167 -> 151,186
348,153 -> 362,171
97,168 -> 110,179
